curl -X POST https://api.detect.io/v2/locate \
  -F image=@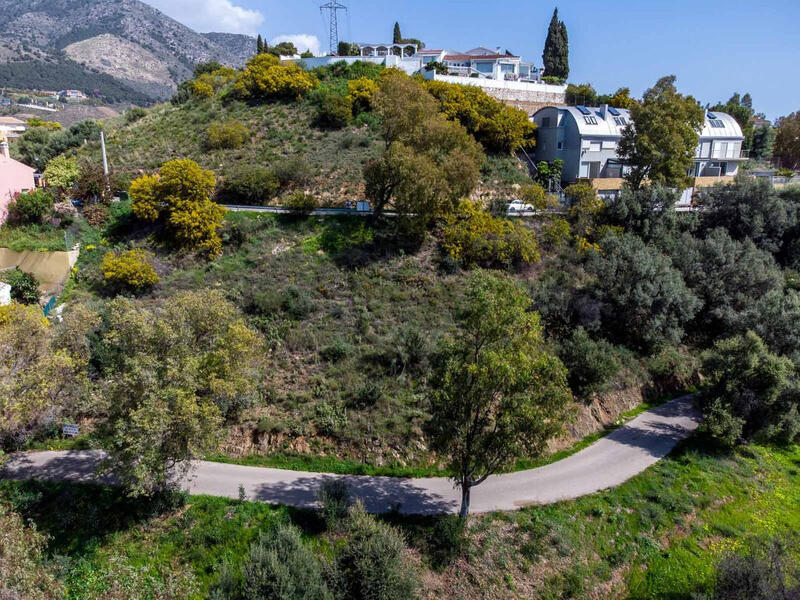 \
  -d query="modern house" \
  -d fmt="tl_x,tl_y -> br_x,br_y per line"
0,140 -> 36,224
531,105 -> 746,204
417,47 -> 541,82
295,44 -> 566,114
